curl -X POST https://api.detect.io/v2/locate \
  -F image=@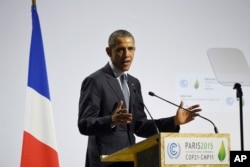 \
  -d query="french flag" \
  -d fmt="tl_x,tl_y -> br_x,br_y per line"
20,3 -> 59,167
